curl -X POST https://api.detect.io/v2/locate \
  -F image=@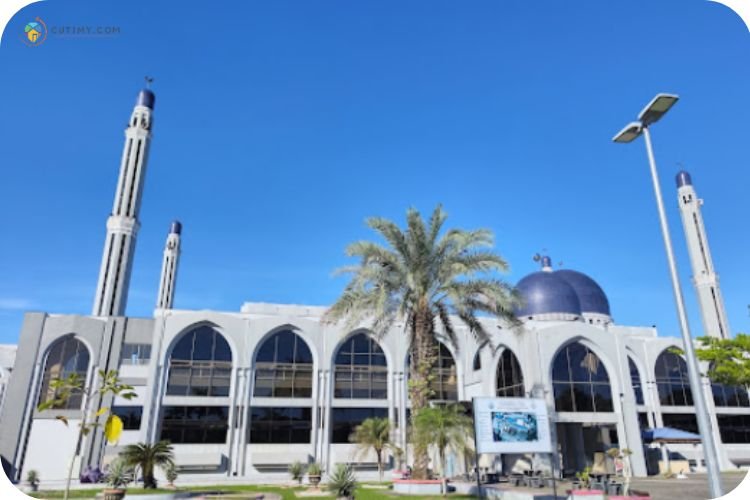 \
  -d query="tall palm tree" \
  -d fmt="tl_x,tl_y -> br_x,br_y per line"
120,441 -> 174,489
351,416 -> 391,481
324,205 -> 518,478
413,404 -> 473,492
